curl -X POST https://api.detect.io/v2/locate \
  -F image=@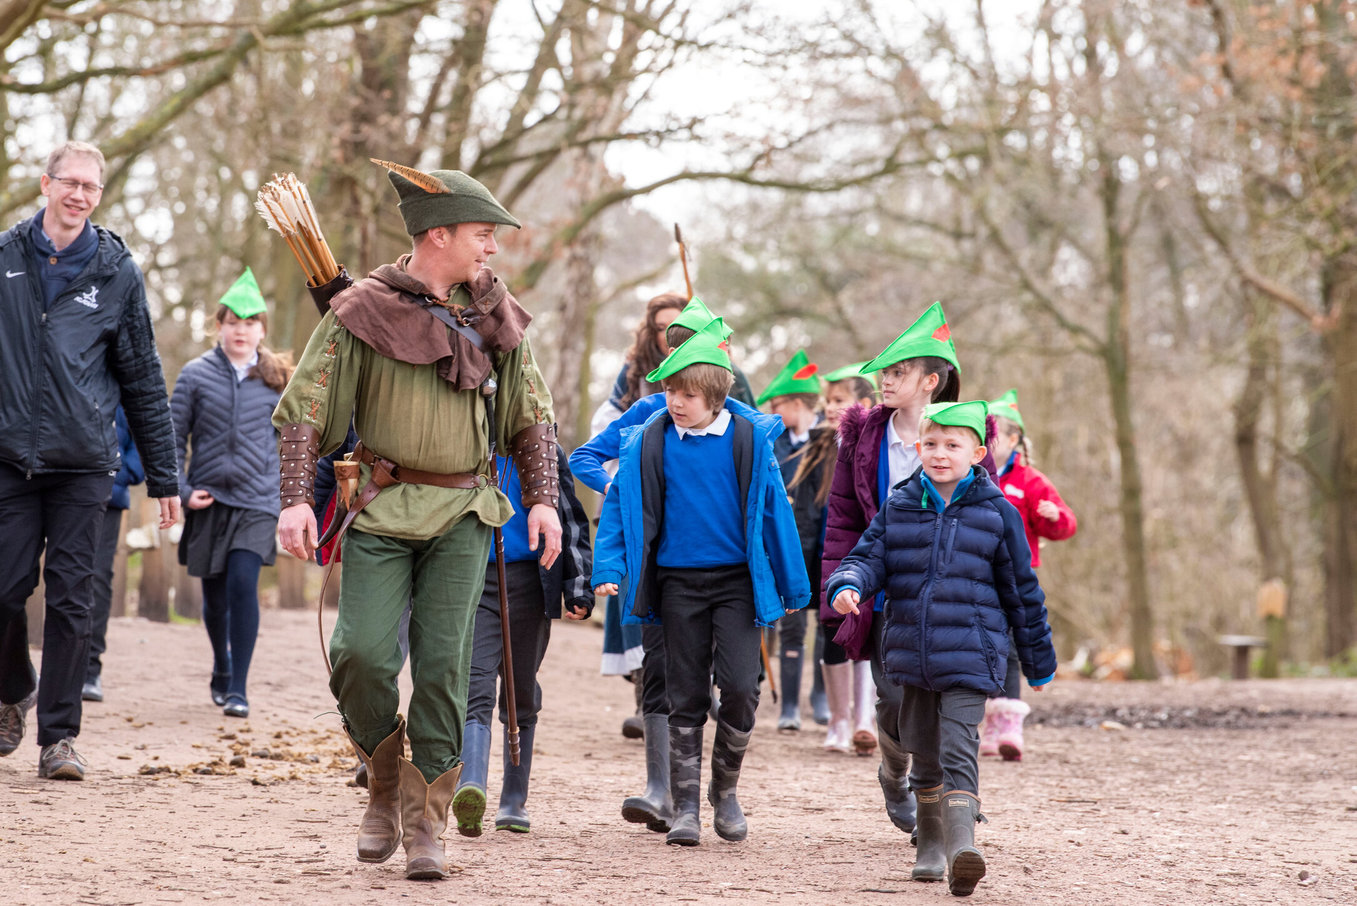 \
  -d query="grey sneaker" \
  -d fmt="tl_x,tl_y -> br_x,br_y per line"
0,690 -> 38,756
38,737 -> 87,780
